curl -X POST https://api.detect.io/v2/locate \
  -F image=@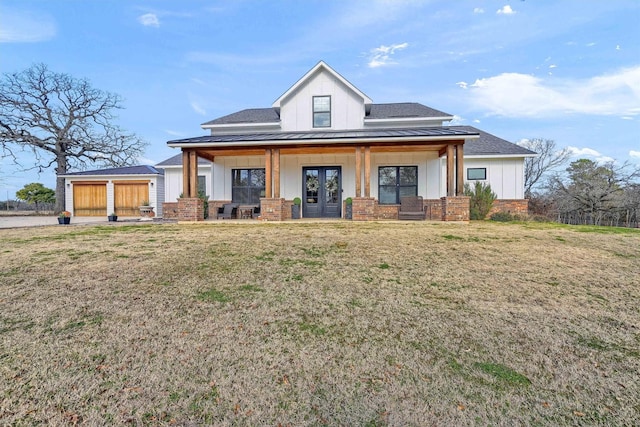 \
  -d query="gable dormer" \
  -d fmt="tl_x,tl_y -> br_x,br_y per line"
272,61 -> 373,132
